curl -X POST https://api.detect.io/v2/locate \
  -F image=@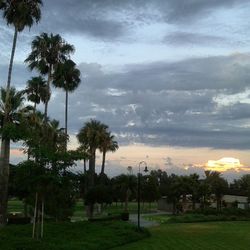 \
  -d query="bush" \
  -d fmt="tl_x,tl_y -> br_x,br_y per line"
121,212 -> 129,221
7,213 -> 30,225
